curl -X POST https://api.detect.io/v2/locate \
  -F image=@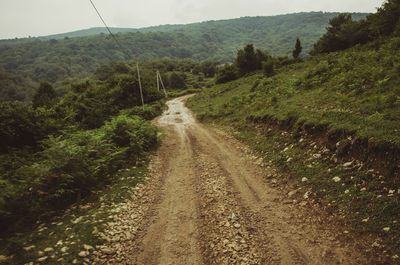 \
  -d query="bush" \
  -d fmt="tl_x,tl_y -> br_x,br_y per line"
0,114 -> 159,227
0,101 -> 64,152
262,59 -> 274,77
102,115 -> 159,156
120,101 -> 165,120
216,64 -> 238,84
